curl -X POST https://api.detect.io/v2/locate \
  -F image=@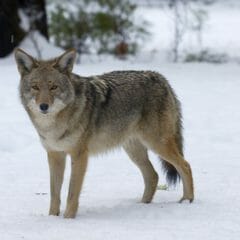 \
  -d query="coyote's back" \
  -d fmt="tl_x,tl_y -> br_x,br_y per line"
15,48 -> 194,218
82,71 -> 182,156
